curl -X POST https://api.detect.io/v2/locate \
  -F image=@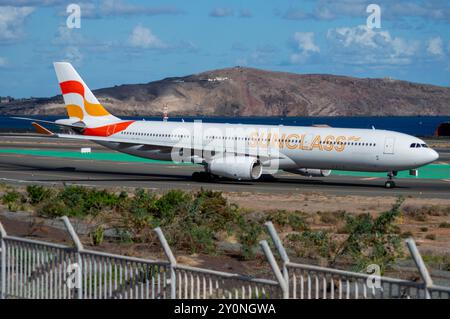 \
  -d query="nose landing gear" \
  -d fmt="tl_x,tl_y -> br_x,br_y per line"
384,171 -> 397,188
